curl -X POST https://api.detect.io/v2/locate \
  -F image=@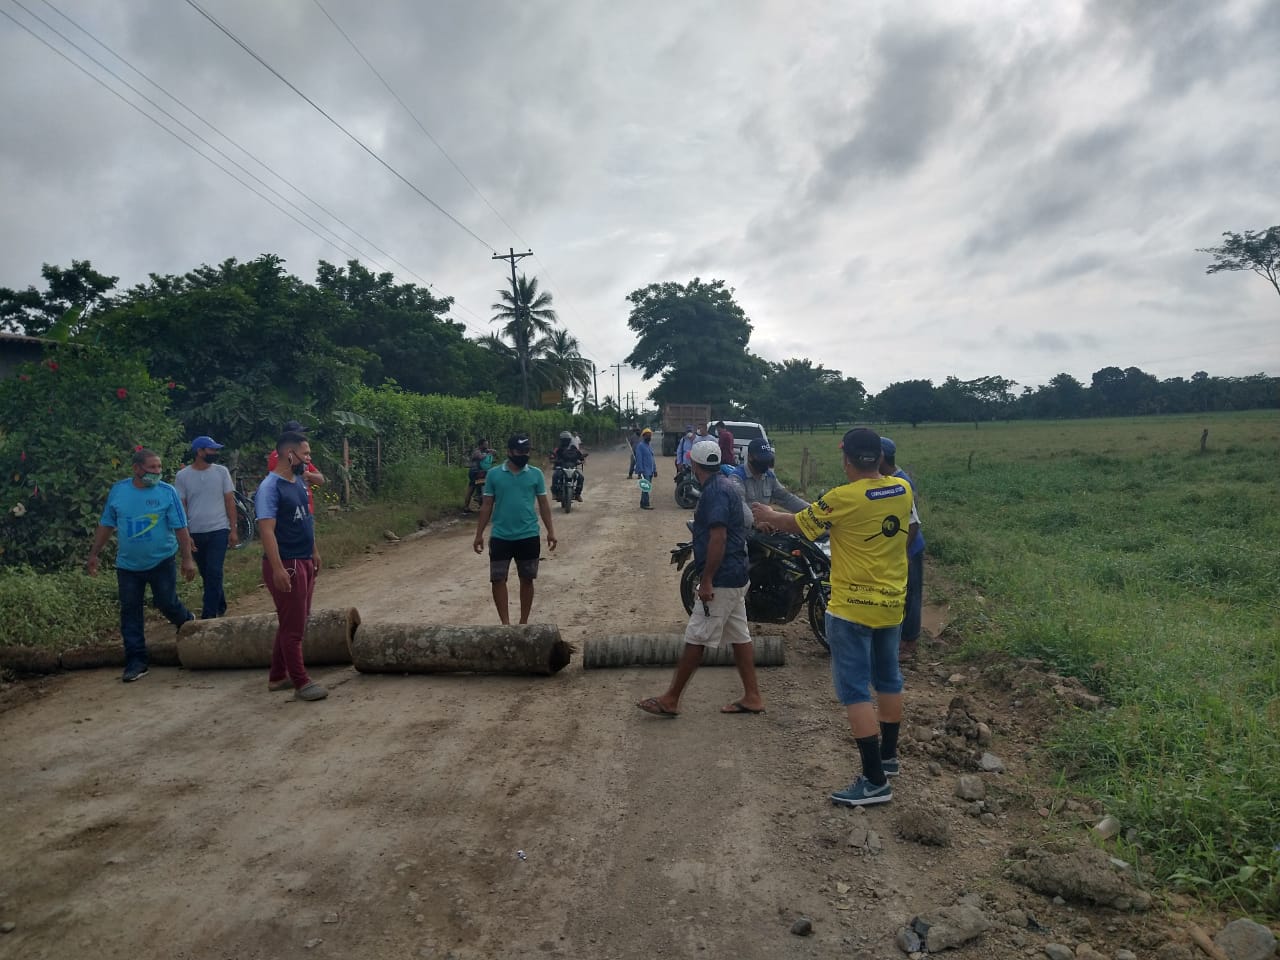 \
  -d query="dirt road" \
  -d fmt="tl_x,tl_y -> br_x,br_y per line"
0,449 -> 1157,959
